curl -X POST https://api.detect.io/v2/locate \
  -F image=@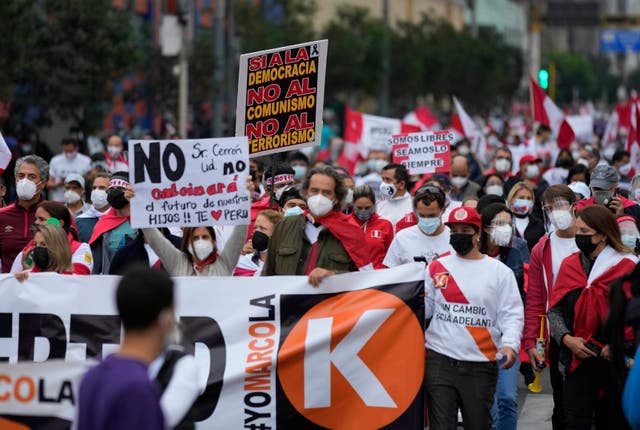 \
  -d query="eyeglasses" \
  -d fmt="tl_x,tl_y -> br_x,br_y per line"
415,185 -> 445,199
